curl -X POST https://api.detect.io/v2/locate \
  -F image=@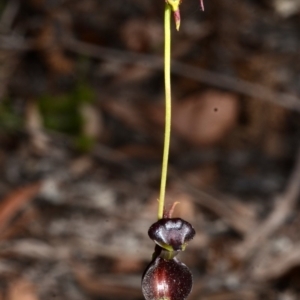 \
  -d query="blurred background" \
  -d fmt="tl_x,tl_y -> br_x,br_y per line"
1,0 -> 300,299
